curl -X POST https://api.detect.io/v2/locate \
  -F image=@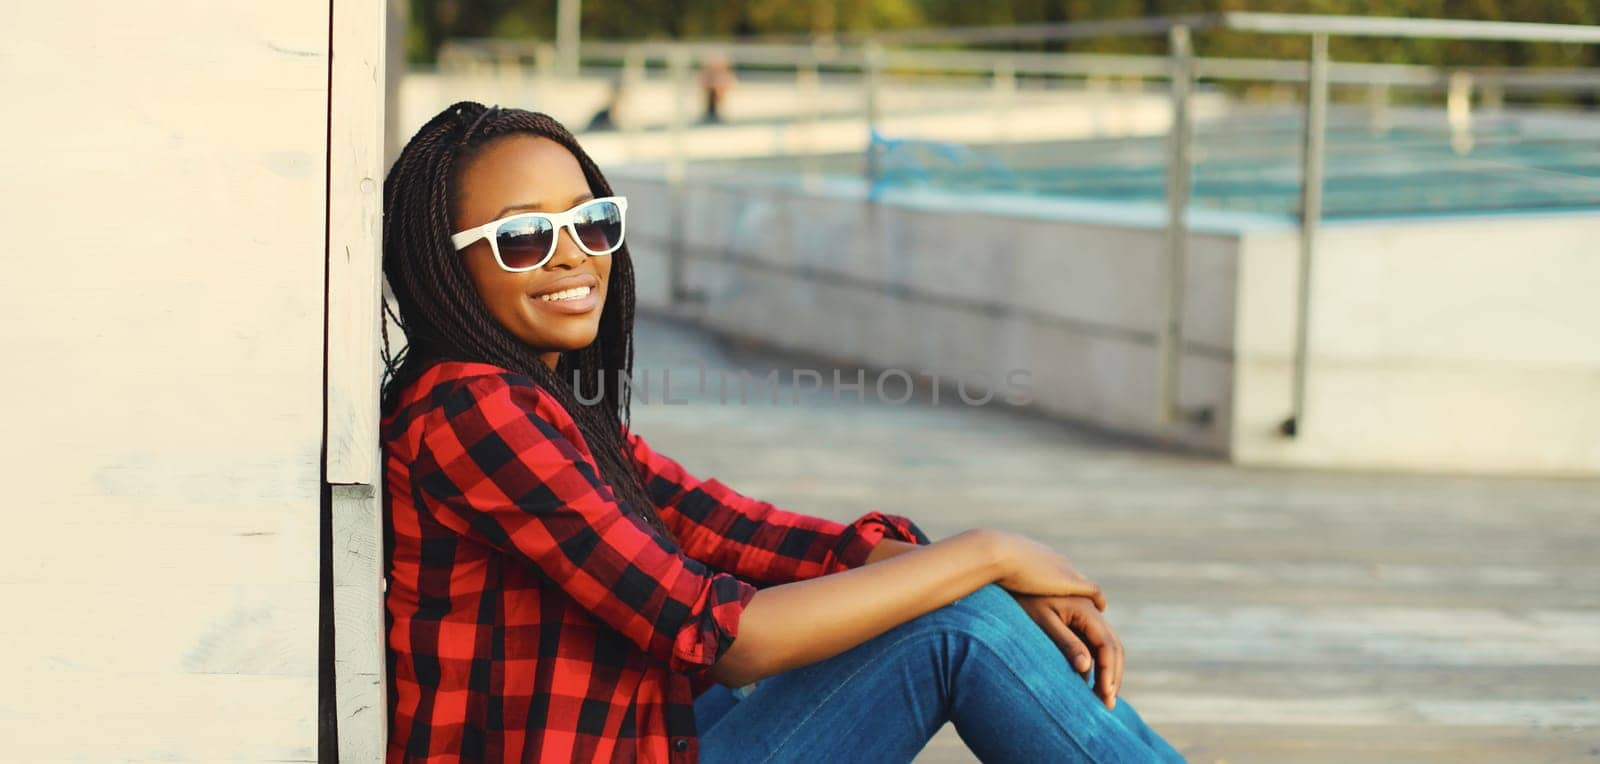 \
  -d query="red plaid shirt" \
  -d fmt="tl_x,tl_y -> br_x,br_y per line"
382,360 -> 929,762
